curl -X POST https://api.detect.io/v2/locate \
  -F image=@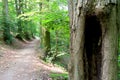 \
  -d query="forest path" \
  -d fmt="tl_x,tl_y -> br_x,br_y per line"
0,39 -> 64,80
